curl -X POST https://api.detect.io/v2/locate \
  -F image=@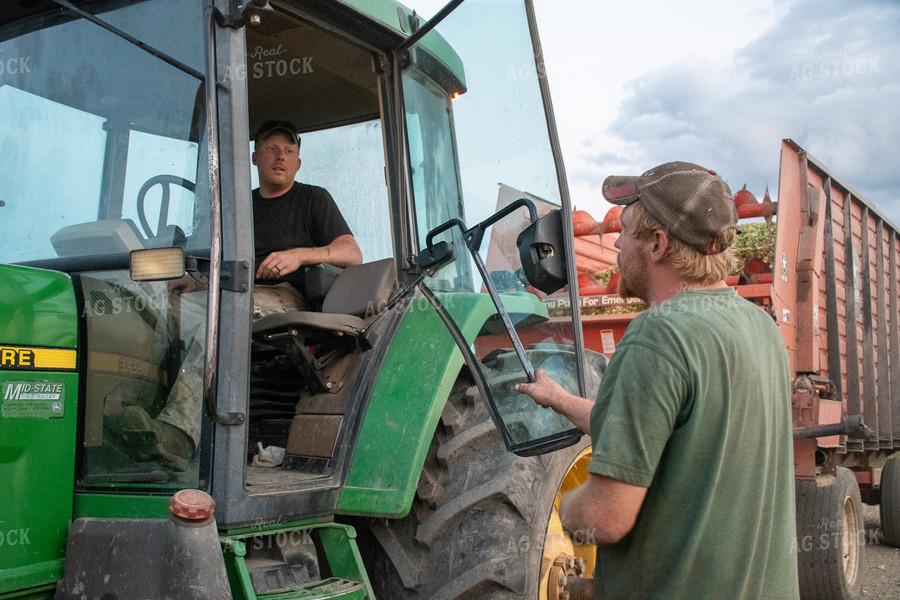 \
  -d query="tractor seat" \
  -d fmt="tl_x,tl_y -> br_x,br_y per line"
251,258 -> 397,395
252,258 -> 397,338
254,310 -> 365,337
